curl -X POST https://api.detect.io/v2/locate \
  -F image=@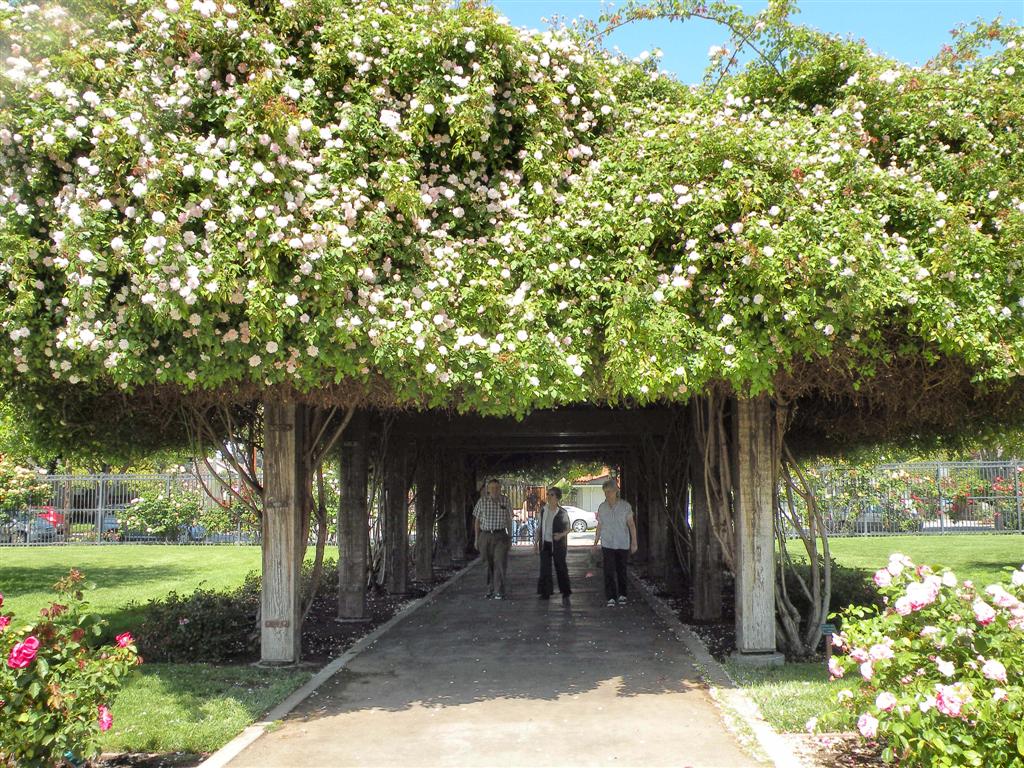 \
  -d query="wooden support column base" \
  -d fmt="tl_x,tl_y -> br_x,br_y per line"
729,650 -> 786,667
